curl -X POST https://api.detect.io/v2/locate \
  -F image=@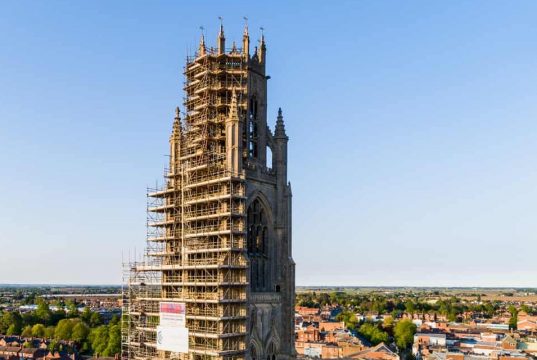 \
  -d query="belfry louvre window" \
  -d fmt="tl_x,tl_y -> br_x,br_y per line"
247,198 -> 269,291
